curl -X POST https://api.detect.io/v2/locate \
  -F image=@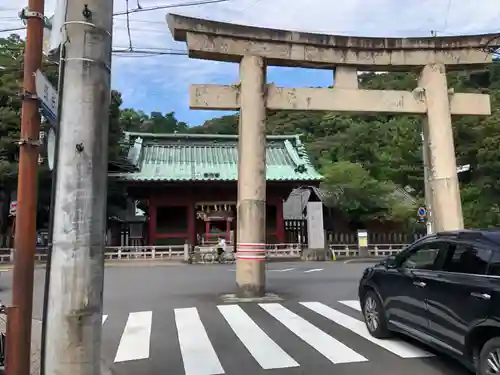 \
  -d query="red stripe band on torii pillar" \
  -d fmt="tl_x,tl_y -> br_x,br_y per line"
237,248 -> 267,253
237,243 -> 267,252
236,243 -> 268,253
